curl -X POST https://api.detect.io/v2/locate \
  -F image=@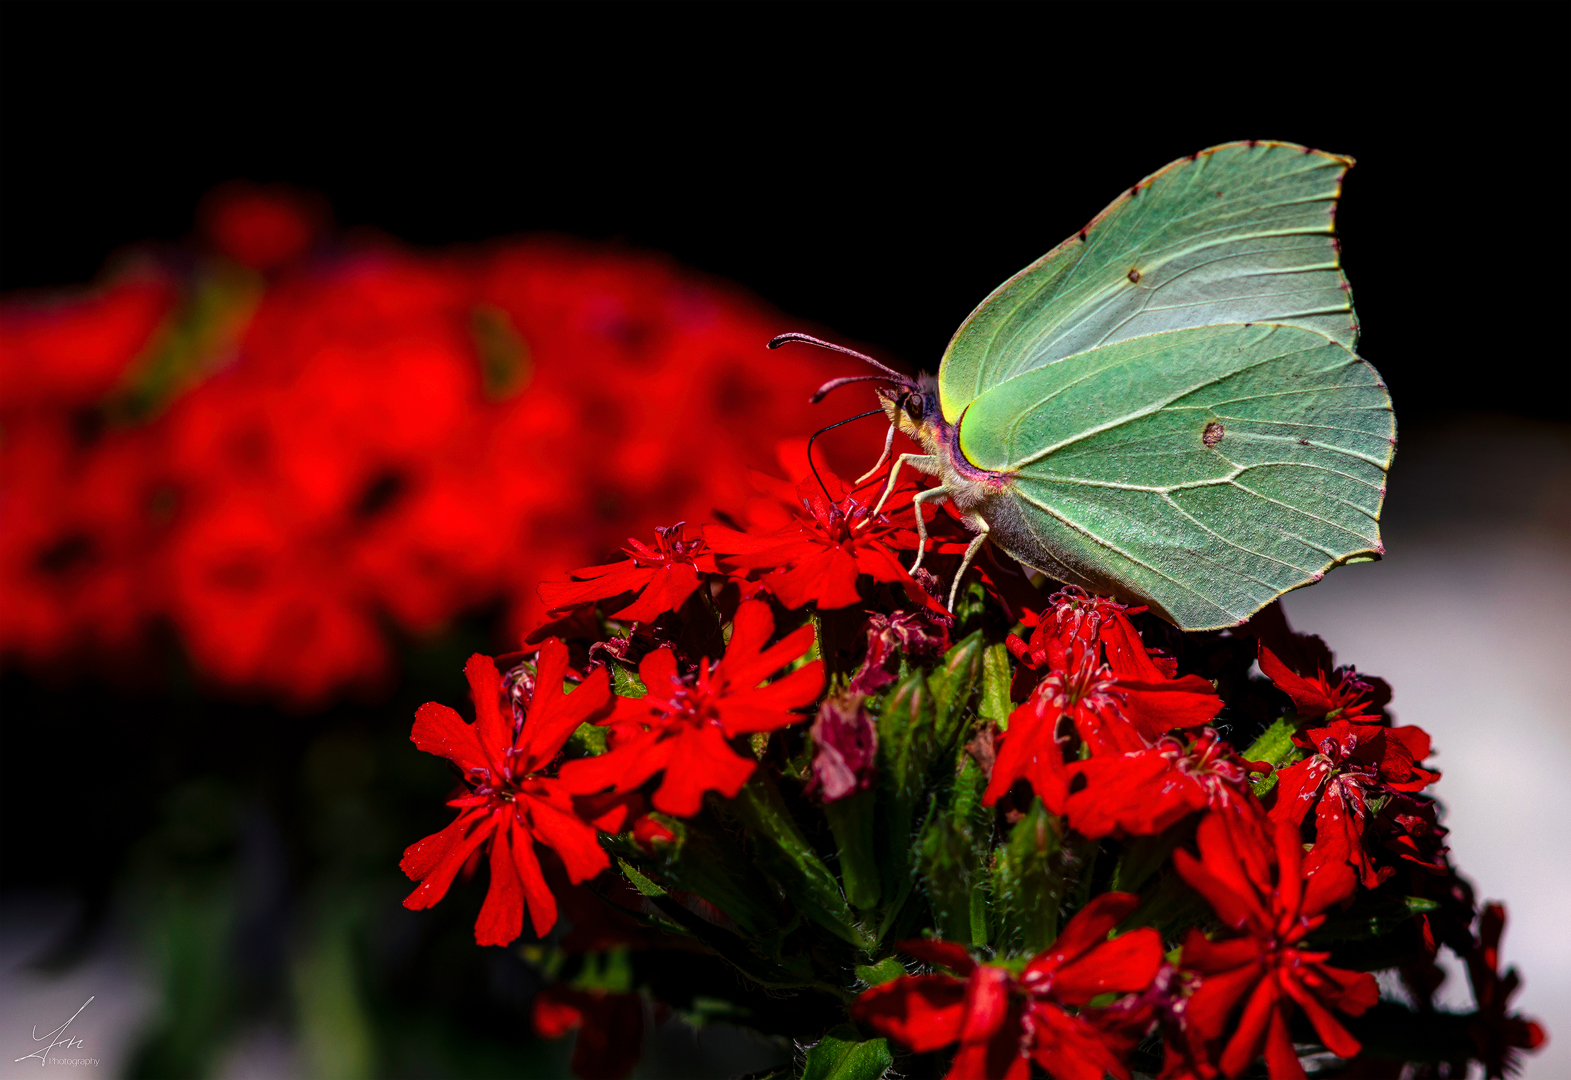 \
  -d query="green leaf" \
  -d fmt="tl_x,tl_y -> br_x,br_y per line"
800,1027 -> 893,1080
